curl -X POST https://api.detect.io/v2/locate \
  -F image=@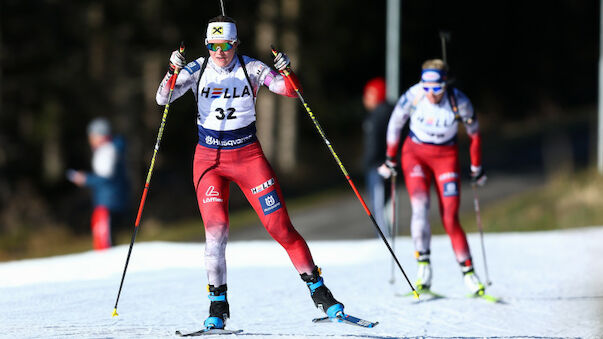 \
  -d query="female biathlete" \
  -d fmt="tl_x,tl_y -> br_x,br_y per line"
378,59 -> 487,295
156,15 -> 343,329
